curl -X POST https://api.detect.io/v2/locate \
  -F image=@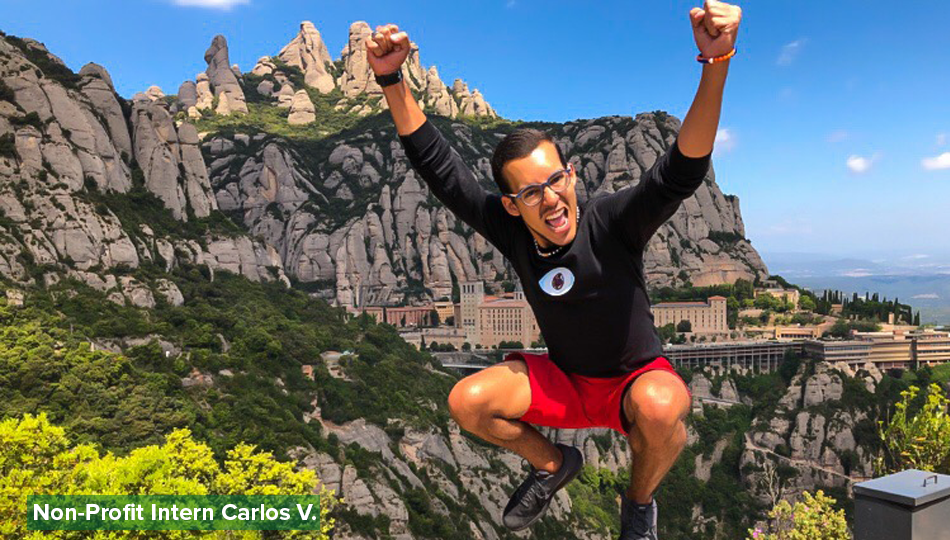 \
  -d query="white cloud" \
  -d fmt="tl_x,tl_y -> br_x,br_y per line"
841,269 -> 873,278
171,0 -> 249,10
826,130 -> 848,143
846,154 -> 875,174
903,254 -> 930,260
937,133 -> 947,147
913,293 -> 940,299
922,152 -> 950,170
777,39 -> 806,66
714,128 -> 736,152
